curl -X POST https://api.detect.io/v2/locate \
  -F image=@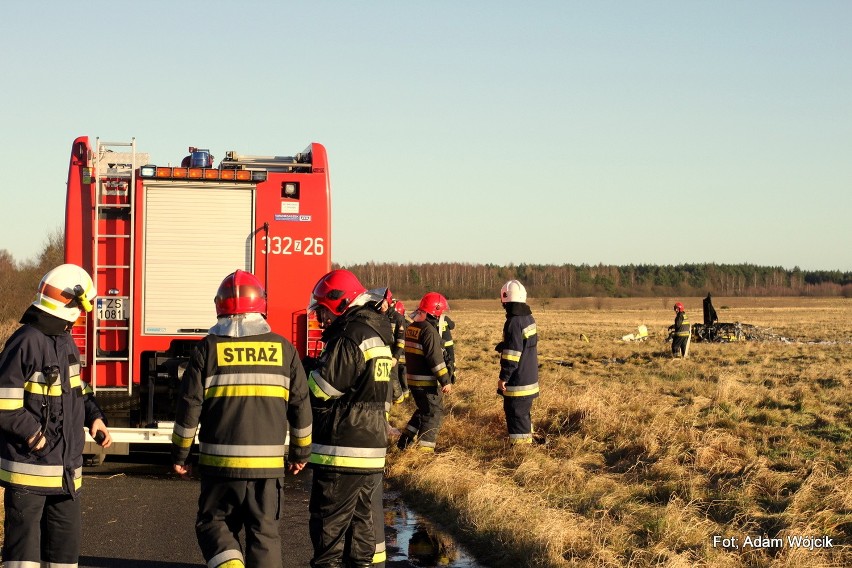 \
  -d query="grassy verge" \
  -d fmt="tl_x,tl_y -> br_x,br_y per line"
387,297 -> 851,567
2,298 -> 849,565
